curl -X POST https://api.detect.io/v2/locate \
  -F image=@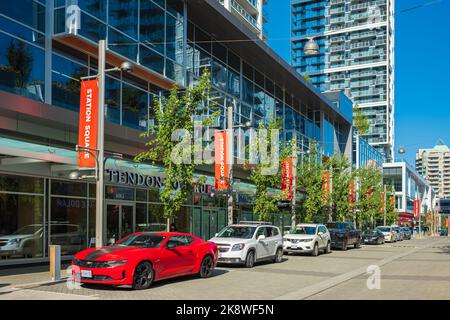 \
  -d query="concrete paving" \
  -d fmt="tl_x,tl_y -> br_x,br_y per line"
0,237 -> 449,300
